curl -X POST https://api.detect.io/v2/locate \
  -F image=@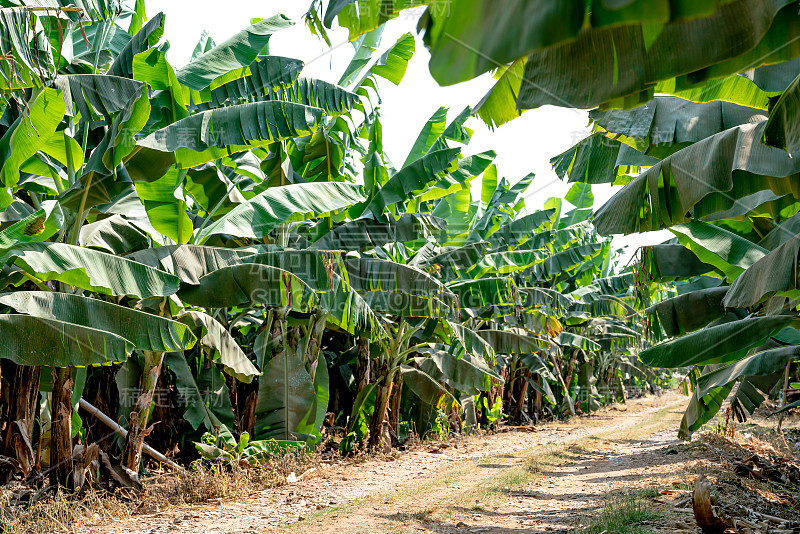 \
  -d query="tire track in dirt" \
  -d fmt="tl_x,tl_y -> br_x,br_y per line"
84,393 -> 688,534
